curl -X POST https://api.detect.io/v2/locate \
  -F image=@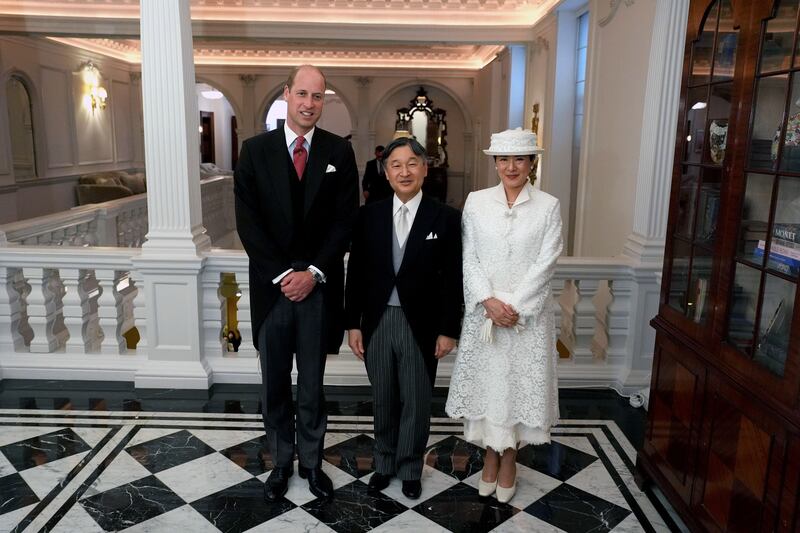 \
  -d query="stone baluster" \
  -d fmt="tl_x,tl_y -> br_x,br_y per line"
235,272 -> 256,358
606,278 -> 633,366
130,270 -> 147,351
95,269 -> 125,354
0,268 -> 26,352
117,273 -> 137,341
551,277 -> 566,343
61,268 -> 90,353
25,267 -> 58,352
572,278 -> 601,363
47,269 -> 68,348
201,271 -> 226,358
